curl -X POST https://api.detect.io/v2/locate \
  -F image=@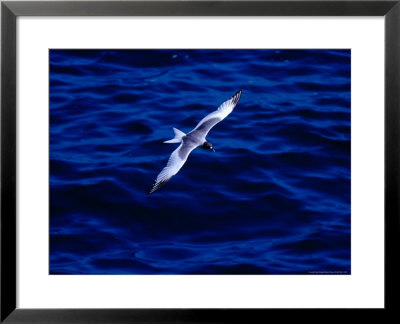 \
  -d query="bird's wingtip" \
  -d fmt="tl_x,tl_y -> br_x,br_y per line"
147,181 -> 157,195
233,89 -> 242,98
230,90 -> 242,105
147,179 -> 169,195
